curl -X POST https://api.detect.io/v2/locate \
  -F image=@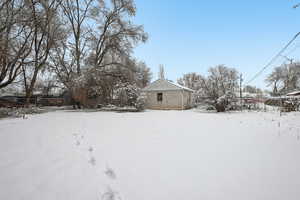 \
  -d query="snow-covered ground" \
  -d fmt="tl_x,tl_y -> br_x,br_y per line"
1,110 -> 300,200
